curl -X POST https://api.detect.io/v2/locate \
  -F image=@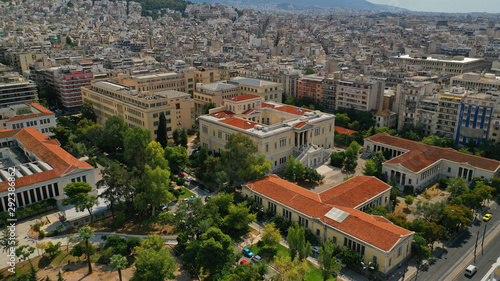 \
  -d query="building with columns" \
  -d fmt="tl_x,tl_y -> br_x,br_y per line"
198,94 -> 335,171
0,128 -> 96,213
364,133 -> 500,190
242,174 -> 413,276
